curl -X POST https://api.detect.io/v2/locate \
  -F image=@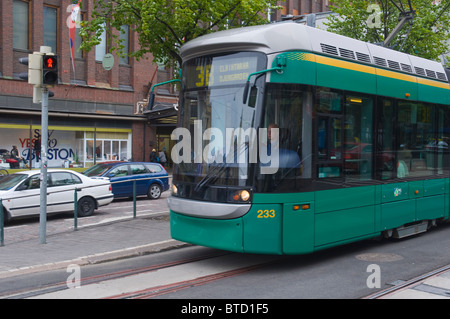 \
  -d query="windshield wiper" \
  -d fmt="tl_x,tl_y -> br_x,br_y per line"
194,142 -> 249,192
194,162 -> 228,192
